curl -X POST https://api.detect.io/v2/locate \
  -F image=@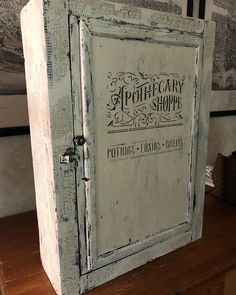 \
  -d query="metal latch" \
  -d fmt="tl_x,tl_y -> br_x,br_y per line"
60,136 -> 85,164
60,147 -> 77,164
